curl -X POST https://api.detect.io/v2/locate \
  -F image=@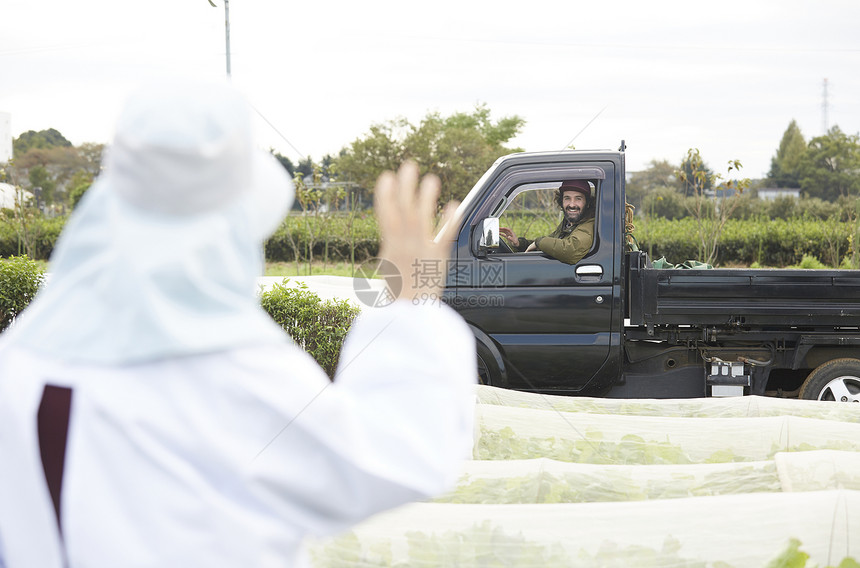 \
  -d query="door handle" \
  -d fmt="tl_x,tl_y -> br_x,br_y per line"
576,264 -> 603,278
